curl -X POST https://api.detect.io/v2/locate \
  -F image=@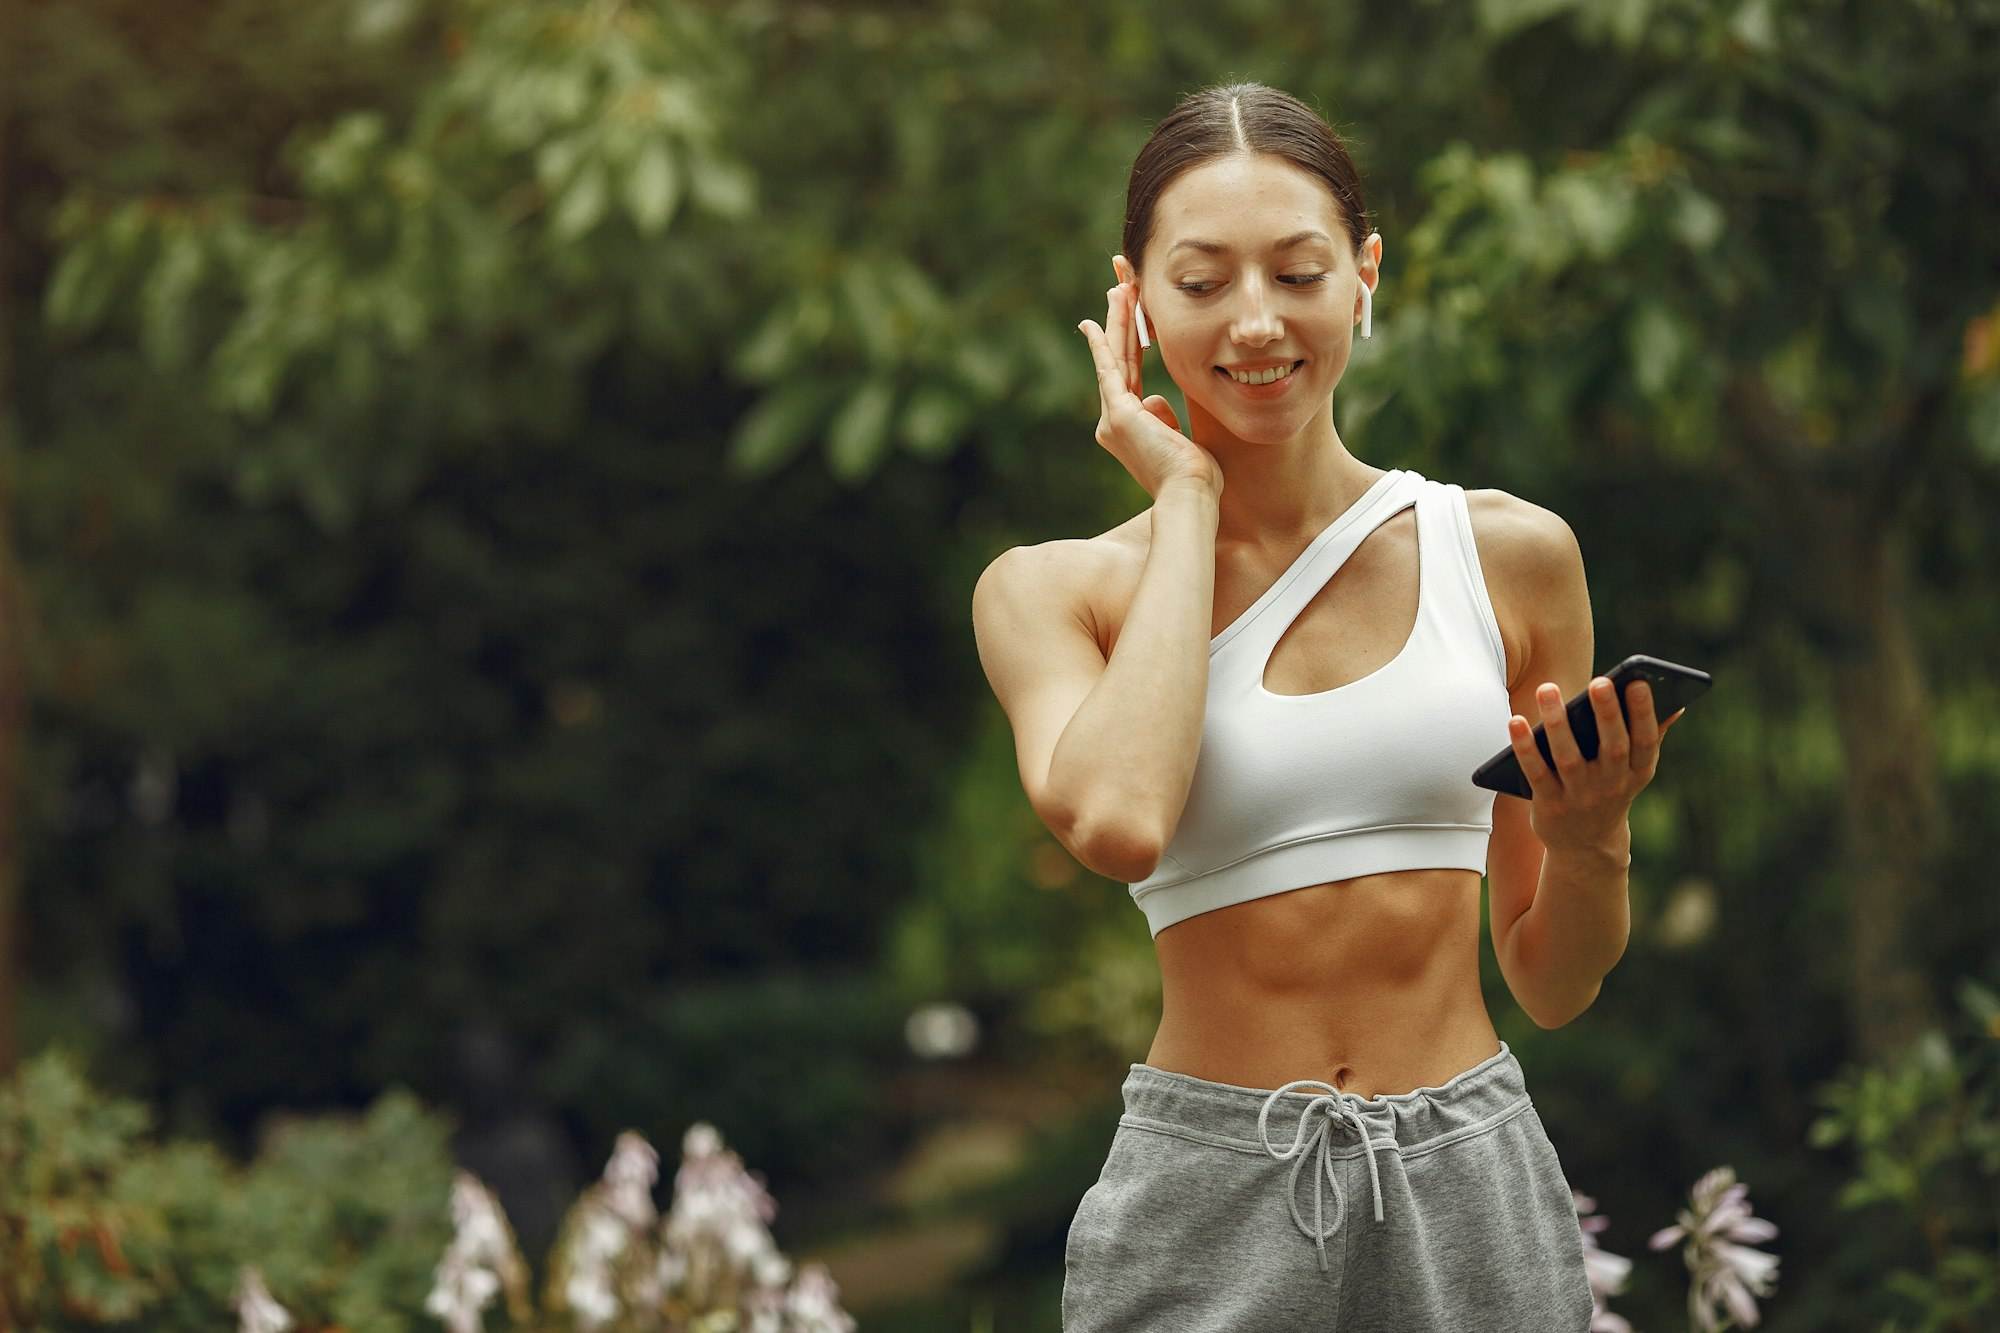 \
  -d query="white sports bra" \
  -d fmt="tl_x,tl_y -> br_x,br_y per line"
1127,467 -> 1514,937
